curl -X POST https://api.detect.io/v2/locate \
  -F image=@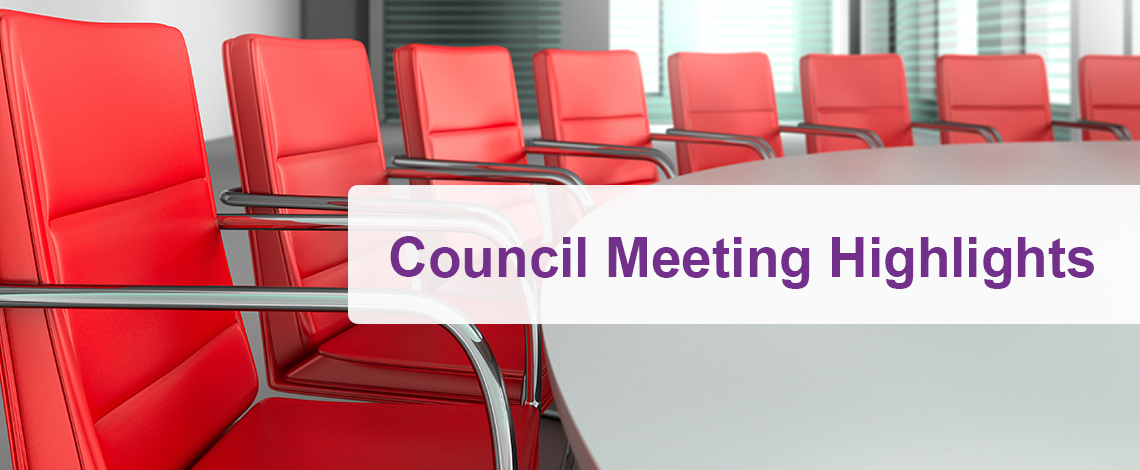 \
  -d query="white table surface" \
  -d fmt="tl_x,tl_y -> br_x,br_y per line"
544,141 -> 1140,469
